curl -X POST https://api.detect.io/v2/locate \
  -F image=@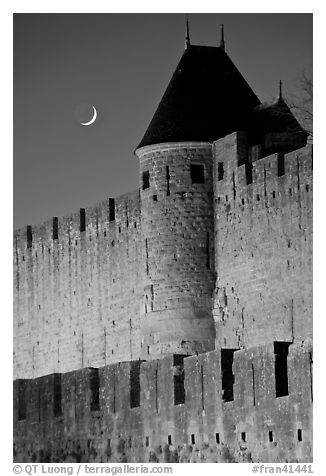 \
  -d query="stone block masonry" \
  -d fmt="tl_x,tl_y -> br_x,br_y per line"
136,142 -> 216,359
13,135 -> 313,378
13,190 -> 143,379
13,341 -> 312,463
13,132 -> 313,463
212,134 -> 312,349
